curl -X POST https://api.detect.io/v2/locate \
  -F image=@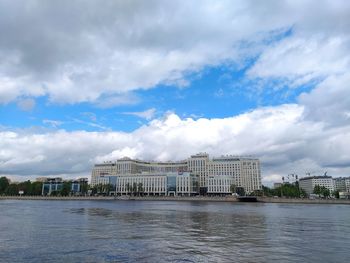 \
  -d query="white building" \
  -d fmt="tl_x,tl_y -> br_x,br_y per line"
299,176 -> 335,195
91,153 -> 262,195
207,176 -> 234,195
333,177 -> 350,192
345,178 -> 350,192
91,162 -> 118,186
115,172 -> 198,196
207,156 -> 261,194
